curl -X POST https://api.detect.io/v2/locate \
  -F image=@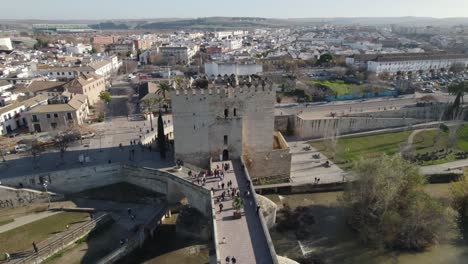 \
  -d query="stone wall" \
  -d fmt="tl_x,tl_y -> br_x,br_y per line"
295,116 -> 424,139
0,186 -> 60,209
244,147 -> 292,180
257,194 -> 277,229
274,115 -> 295,134
345,105 -> 447,120
0,164 -> 122,194
0,163 -> 213,217
171,86 -> 276,173
122,166 -> 212,217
